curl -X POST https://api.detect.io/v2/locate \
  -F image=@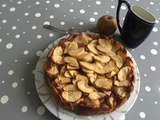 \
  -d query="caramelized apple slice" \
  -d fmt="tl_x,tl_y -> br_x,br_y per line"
114,87 -> 127,99
46,64 -> 58,76
68,48 -> 85,57
118,66 -> 131,81
77,80 -> 94,93
93,55 -> 110,63
80,61 -> 106,74
95,78 -> 112,90
51,46 -> 63,64
63,84 -> 77,91
62,91 -> 82,102
87,40 -> 99,54
64,57 -> 79,68
89,92 -> 100,100
56,75 -> 71,84
114,80 -> 130,87
78,52 -> 93,62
